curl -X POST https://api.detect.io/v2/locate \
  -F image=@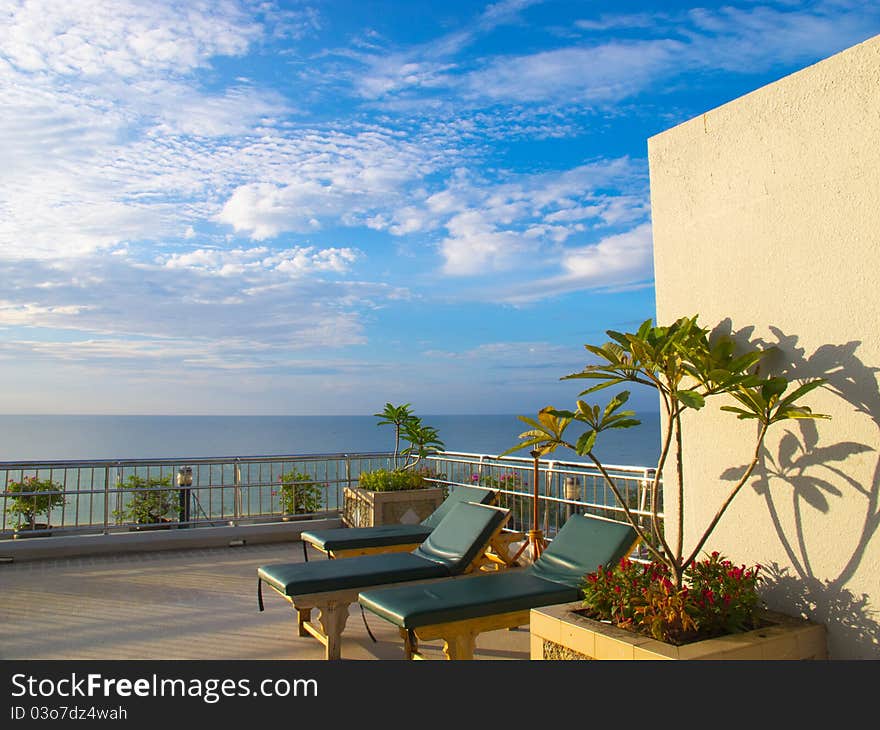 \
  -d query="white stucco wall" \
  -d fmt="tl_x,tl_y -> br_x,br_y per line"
648,34 -> 880,658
